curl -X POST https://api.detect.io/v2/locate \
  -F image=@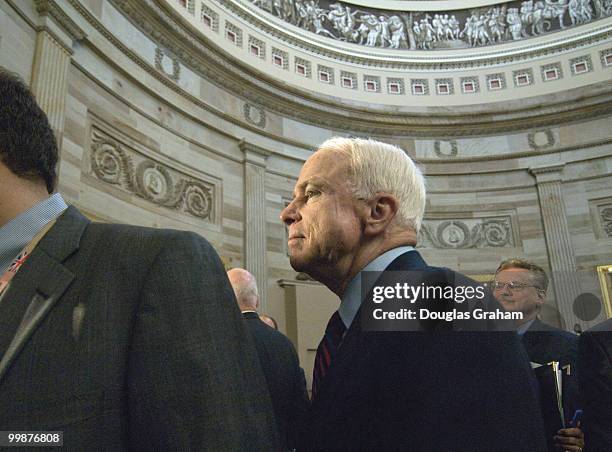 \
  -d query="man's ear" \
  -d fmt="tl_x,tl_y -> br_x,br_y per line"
535,289 -> 546,306
363,193 -> 399,236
